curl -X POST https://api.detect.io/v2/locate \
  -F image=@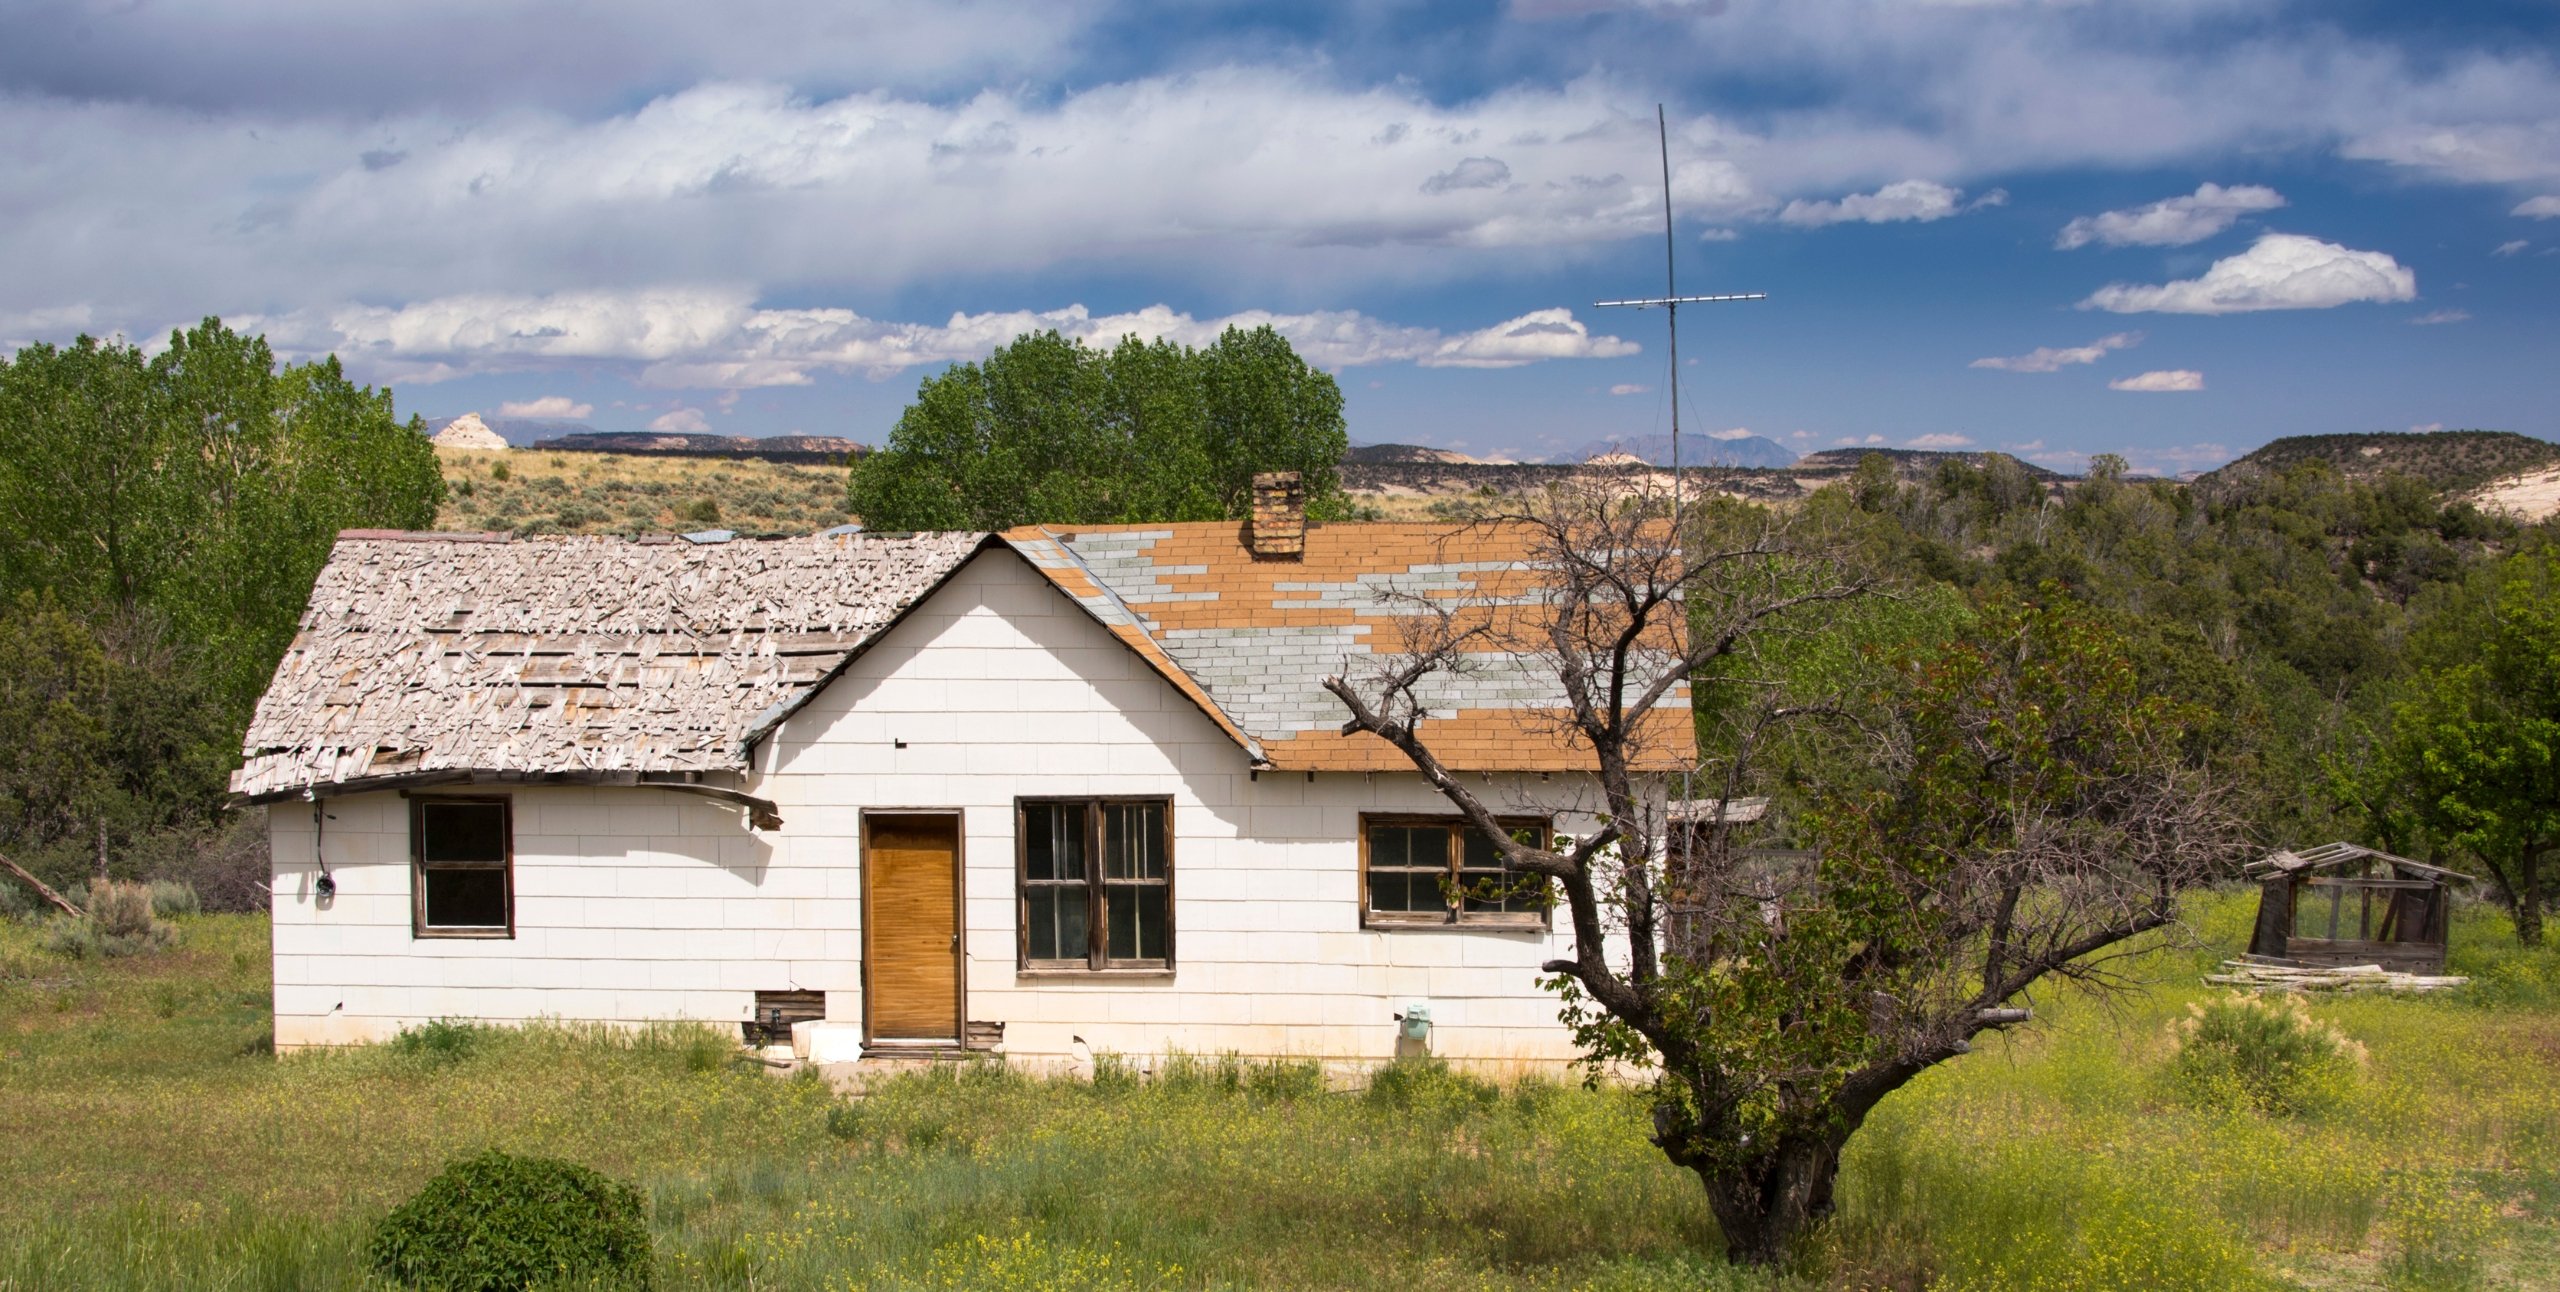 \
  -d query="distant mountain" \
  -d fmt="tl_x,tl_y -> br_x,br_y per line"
1791,447 -> 2069,481
1568,432 -> 1798,470
528,431 -> 866,464
425,415 -> 597,447
1345,443 -> 1484,465
2193,430 -> 2560,495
